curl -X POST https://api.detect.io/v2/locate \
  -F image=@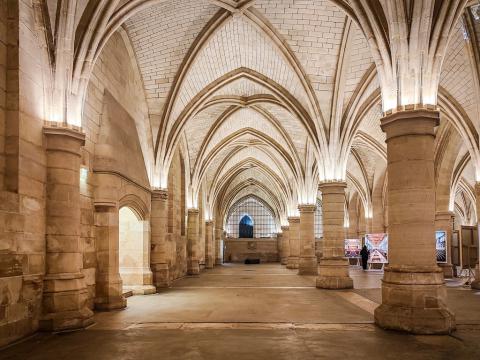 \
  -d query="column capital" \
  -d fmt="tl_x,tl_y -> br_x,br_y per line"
298,204 -> 316,213
319,181 -> 347,193
280,225 -> 290,231
205,220 -> 213,225
94,201 -> 117,211
380,109 -> 439,141
287,216 -> 300,223
152,189 -> 168,200
435,211 -> 455,220
43,122 -> 86,153
188,208 -> 200,215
